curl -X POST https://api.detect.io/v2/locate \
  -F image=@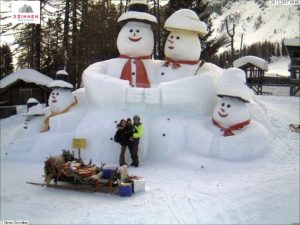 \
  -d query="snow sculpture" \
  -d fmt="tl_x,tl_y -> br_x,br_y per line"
155,9 -> 223,83
44,70 -> 78,131
143,9 -> 221,160
76,7 -> 221,161
144,9 -> 222,111
82,0 -> 157,108
22,98 -> 45,136
188,68 -> 270,160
